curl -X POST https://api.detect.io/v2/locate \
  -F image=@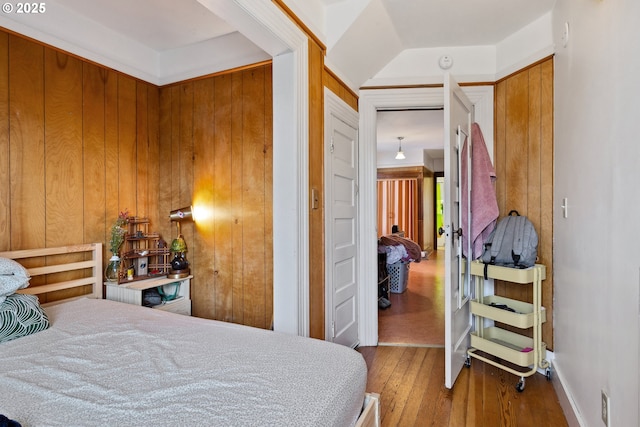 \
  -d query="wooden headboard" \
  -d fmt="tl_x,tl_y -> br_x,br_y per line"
0,243 -> 103,303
